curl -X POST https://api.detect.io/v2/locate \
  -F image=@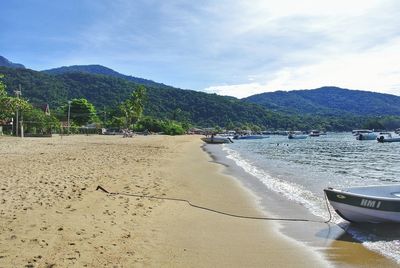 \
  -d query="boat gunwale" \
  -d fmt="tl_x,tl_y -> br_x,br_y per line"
325,186 -> 400,202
